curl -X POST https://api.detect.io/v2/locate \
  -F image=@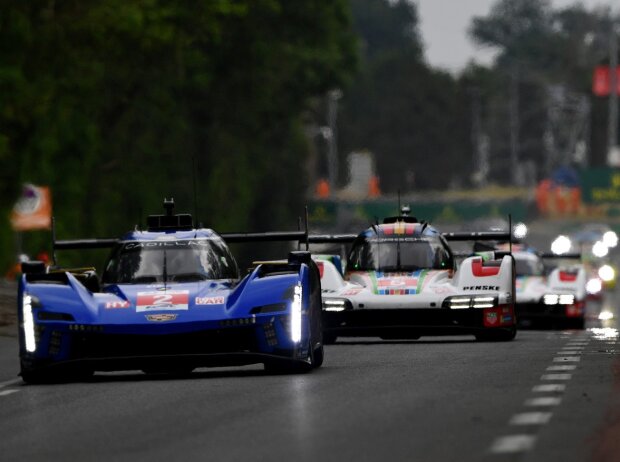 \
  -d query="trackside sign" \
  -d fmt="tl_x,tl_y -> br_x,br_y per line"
581,168 -> 620,204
